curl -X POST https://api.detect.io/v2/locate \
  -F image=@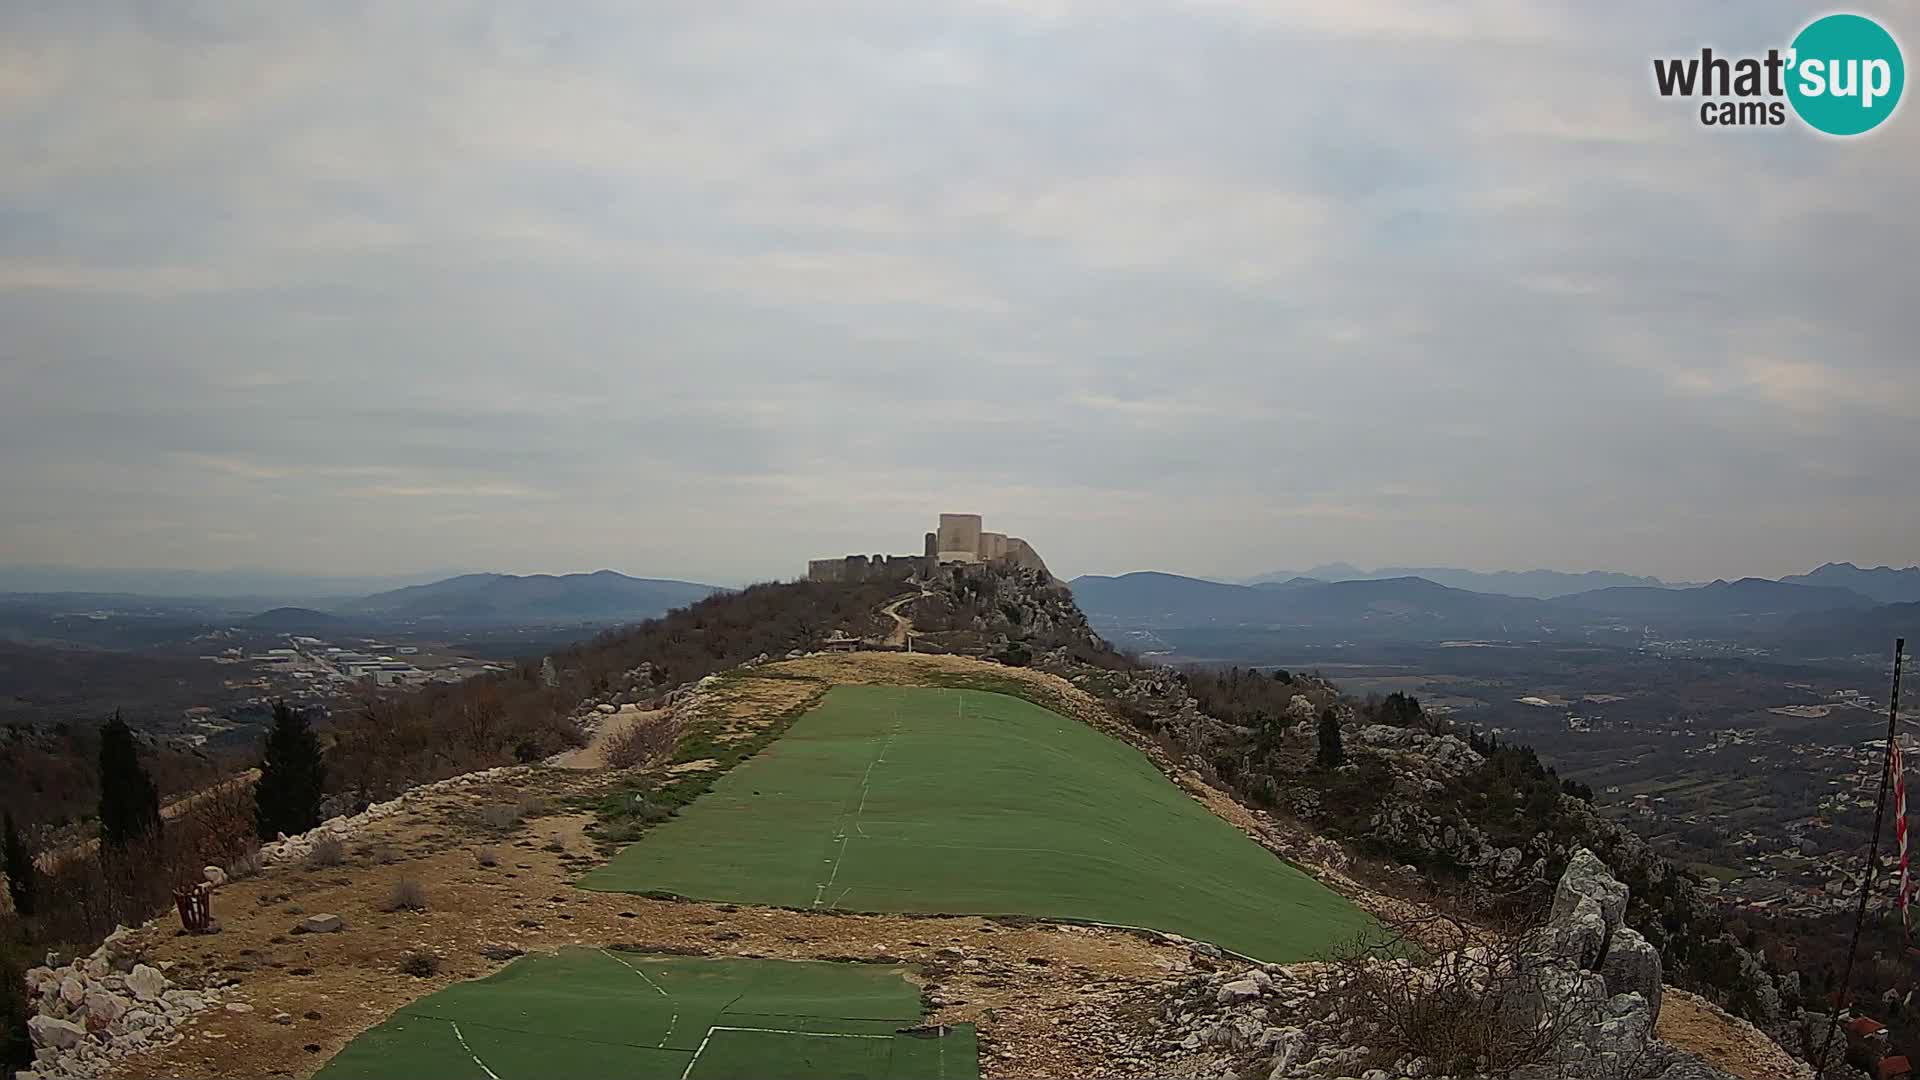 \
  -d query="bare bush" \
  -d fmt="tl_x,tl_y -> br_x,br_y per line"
604,717 -> 681,770
515,795 -> 548,819
474,847 -> 498,868
383,877 -> 427,913
478,804 -> 520,830
225,847 -> 264,881
1323,905 -> 1580,1079
304,835 -> 345,869
398,950 -> 441,977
